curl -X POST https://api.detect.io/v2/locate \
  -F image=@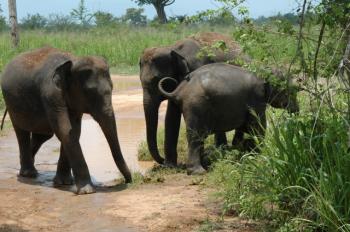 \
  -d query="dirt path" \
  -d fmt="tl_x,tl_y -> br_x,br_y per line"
0,75 -> 255,232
